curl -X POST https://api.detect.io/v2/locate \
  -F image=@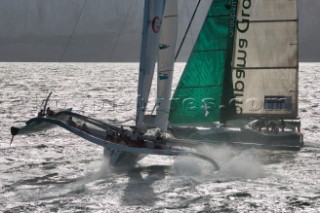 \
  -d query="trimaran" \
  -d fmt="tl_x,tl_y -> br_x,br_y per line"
10,0 -> 303,167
